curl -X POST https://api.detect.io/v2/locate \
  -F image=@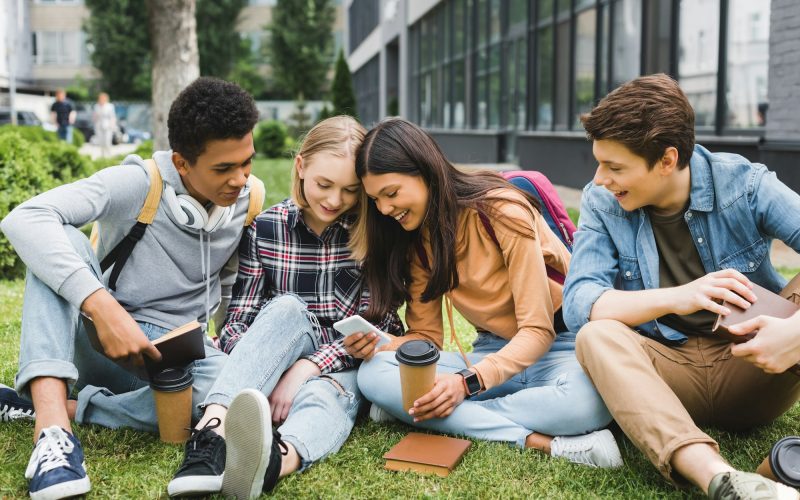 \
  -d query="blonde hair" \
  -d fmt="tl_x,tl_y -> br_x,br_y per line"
292,115 -> 366,208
